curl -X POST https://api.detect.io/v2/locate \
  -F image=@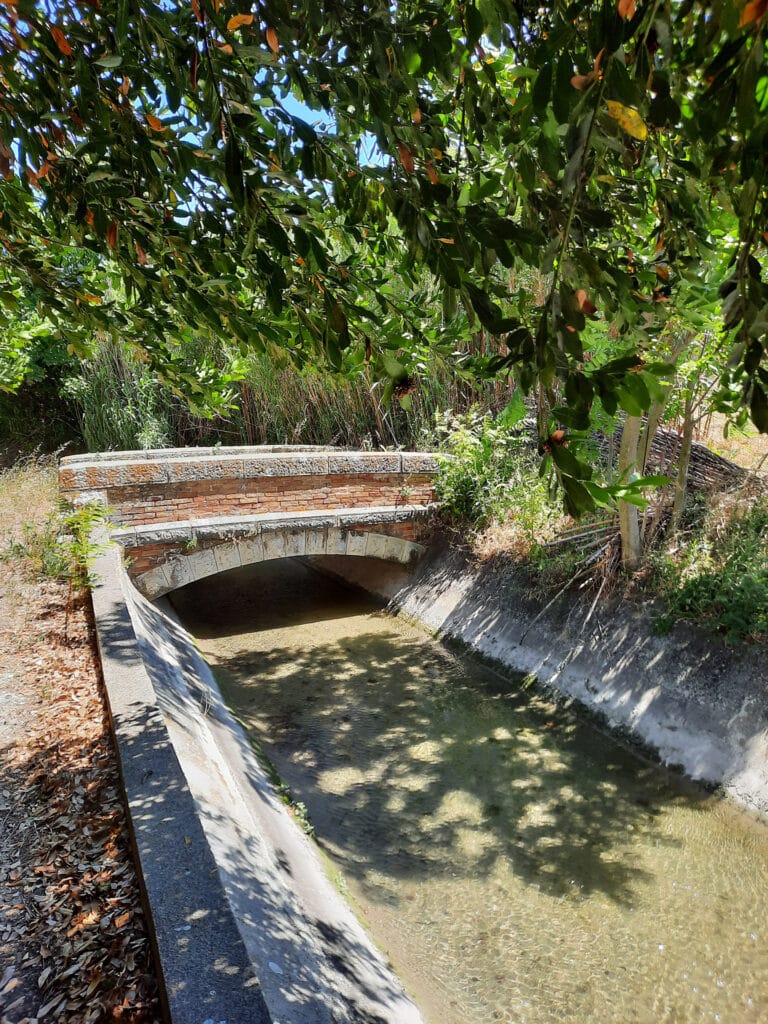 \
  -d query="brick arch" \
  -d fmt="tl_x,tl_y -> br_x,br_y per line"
132,526 -> 425,600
